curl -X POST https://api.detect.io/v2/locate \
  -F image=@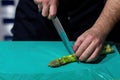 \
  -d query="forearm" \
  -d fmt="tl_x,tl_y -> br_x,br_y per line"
92,0 -> 120,36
